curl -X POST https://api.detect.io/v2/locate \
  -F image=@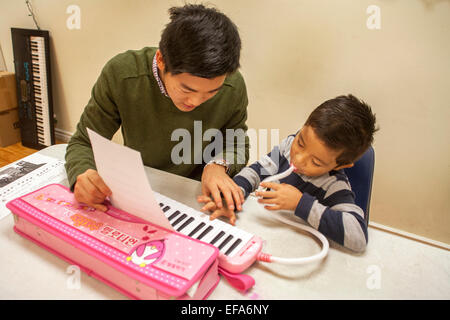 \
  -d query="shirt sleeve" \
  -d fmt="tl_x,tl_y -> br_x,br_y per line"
232,135 -> 293,198
294,180 -> 368,252
64,59 -> 122,191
